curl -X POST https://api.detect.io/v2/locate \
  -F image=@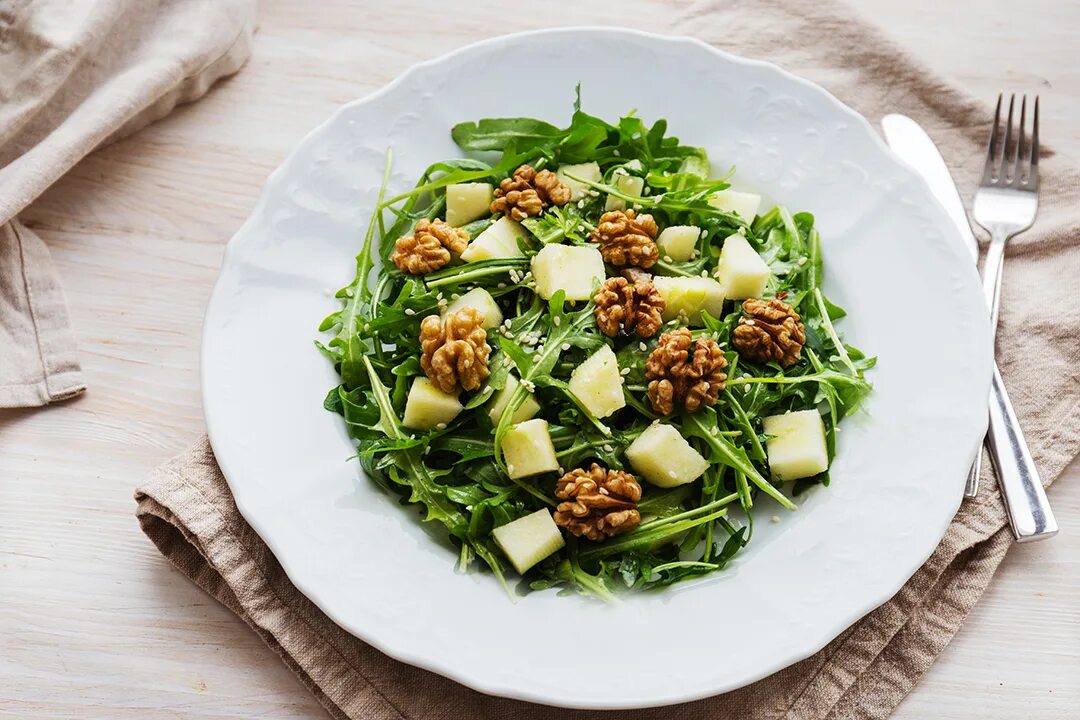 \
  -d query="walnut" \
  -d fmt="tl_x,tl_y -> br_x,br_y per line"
593,272 -> 665,338
391,219 -> 469,275
490,164 -> 572,221
589,209 -> 659,268
553,464 -> 642,542
732,298 -> 806,367
419,308 -> 491,393
645,328 -> 728,415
